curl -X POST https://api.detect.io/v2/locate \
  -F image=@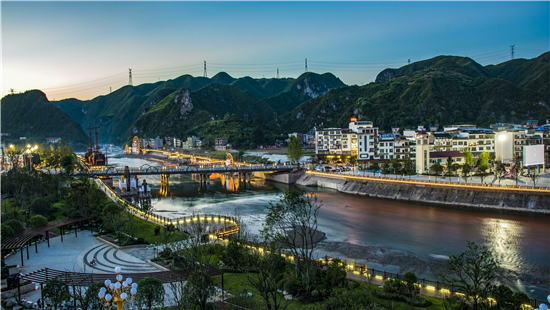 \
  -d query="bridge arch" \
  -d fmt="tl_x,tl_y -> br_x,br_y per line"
132,136 -> 140,154
226,153 -> 235,167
